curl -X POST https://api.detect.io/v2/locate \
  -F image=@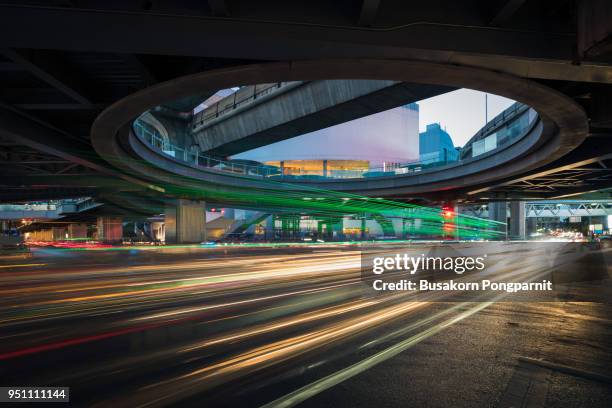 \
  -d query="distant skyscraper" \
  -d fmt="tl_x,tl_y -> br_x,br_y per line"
419,123 -> 459,164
